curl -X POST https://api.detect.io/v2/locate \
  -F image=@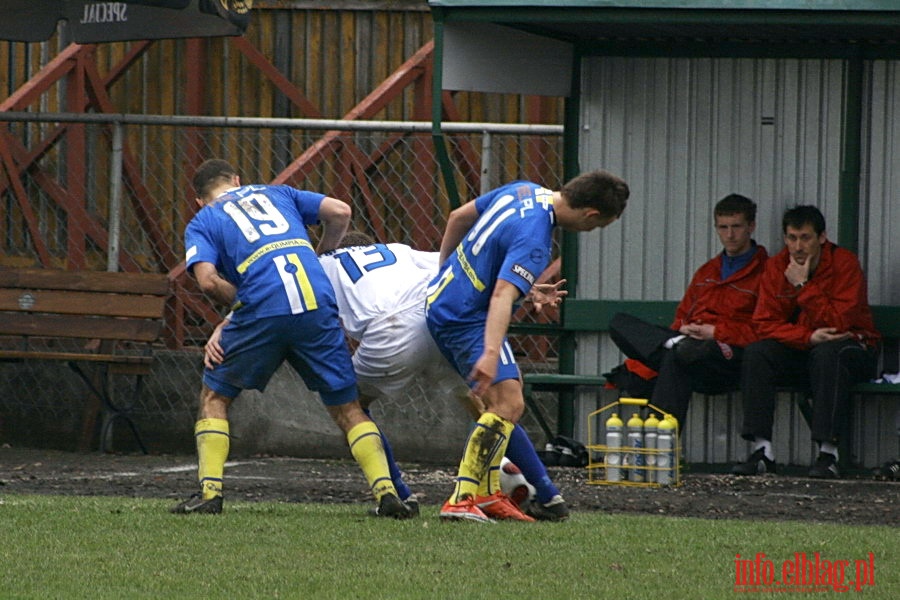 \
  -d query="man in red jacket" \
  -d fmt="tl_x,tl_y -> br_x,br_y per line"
732,205 -> 880,479
608,194 -> 768,429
